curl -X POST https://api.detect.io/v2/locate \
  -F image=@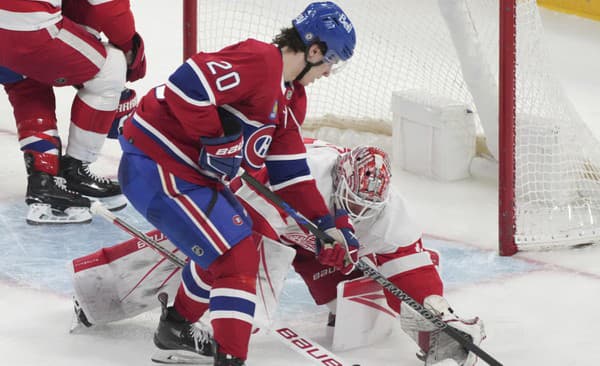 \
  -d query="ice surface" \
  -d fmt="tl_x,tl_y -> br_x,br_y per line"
1,3 -> 600,365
